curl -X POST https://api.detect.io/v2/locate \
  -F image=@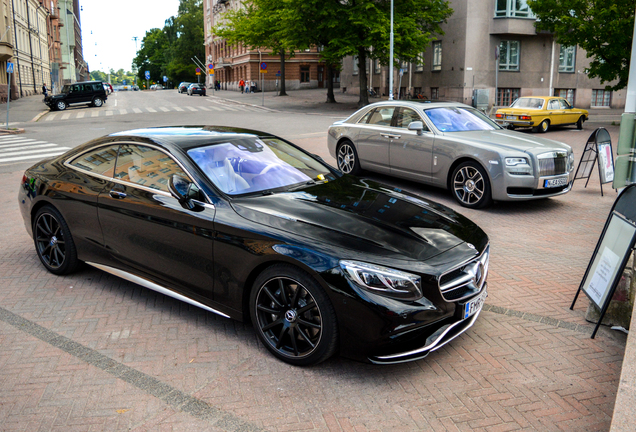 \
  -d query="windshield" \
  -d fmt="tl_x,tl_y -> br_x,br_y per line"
61,85 -> 71,93
510,98 -> 545,109
424,107 -> 500,132
188,137 -> 335,195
